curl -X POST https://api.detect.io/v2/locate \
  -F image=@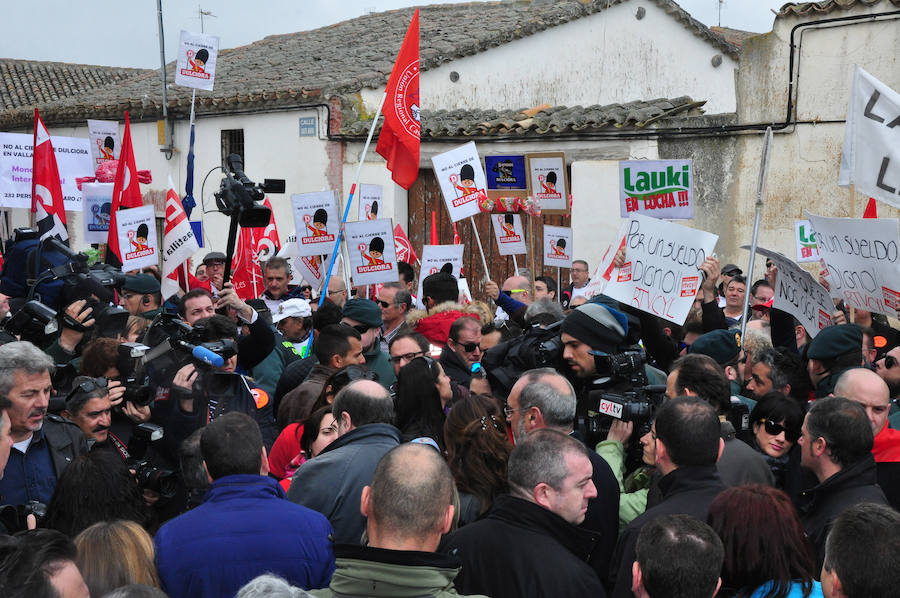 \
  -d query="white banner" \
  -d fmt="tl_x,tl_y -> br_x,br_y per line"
491,213 -> 526,255
161,180 -> 200,299
417,244 -> 465,304
431,141 -> 488,222
619,159 -> 693,219
86,119 -> 119,166
346,218 -> 398,286
806,211 -> 900,315
543,225 -> 573,269
580,221 -> 630,300
116,205 -> 158,271
291,191 -> 339,259
838,65 -> 900,209
794,219 -> 820,263
0,132 -> 92,210
358,183 -> 382,221
82,183 -> 113,244
175,30 -> 219,91
603,214 -> 718,325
